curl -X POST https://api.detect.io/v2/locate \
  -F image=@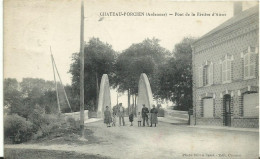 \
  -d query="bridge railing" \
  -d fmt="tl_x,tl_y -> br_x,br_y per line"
164,109 -> 189,122
64,110 -> 88,122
